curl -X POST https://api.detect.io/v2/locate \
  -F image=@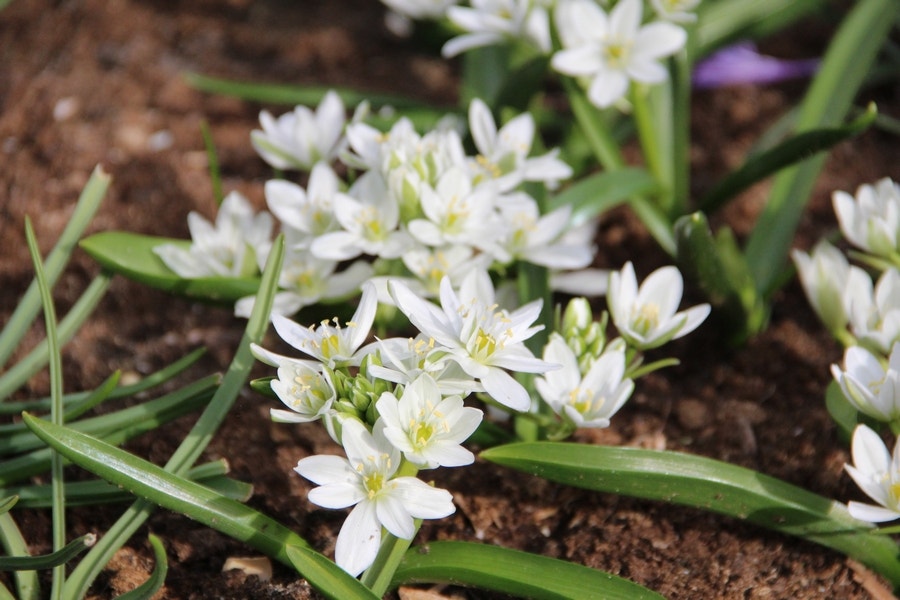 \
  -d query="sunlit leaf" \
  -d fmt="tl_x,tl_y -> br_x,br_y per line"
79,231 -> 260,302
482,442 -> 900,587
393,541 -> 664,599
